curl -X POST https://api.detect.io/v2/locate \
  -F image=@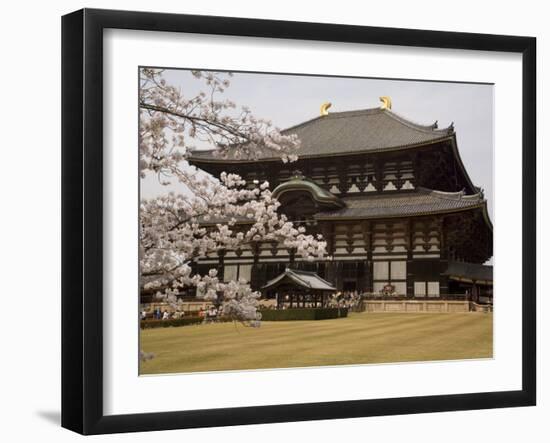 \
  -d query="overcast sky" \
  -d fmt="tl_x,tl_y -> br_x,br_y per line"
142,69 -> 494,219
